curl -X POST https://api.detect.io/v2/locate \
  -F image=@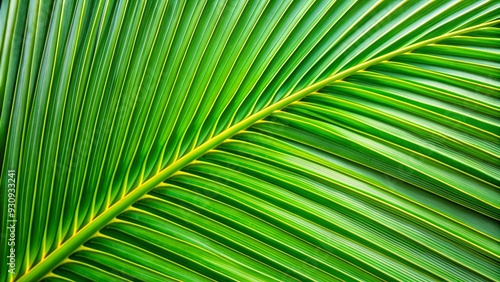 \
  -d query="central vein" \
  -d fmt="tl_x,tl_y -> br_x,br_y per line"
18,19 -> 499,282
